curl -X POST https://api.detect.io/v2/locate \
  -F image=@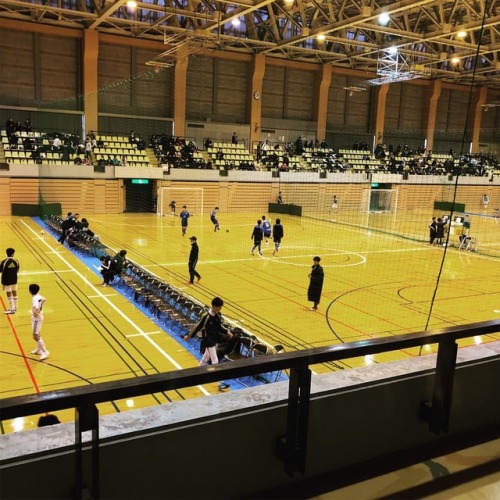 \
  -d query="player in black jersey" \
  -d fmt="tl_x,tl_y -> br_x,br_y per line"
1,248 -> 20,314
